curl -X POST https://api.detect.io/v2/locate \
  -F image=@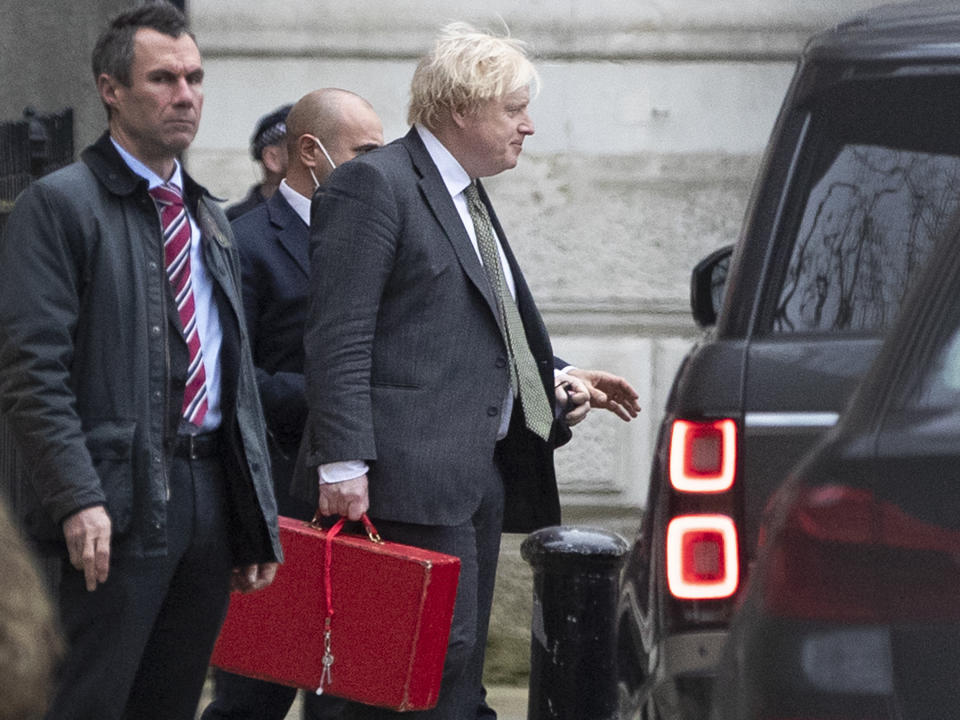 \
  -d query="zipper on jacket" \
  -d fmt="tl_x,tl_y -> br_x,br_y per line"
154,208 -> 173,503
163,327 -> 172,502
